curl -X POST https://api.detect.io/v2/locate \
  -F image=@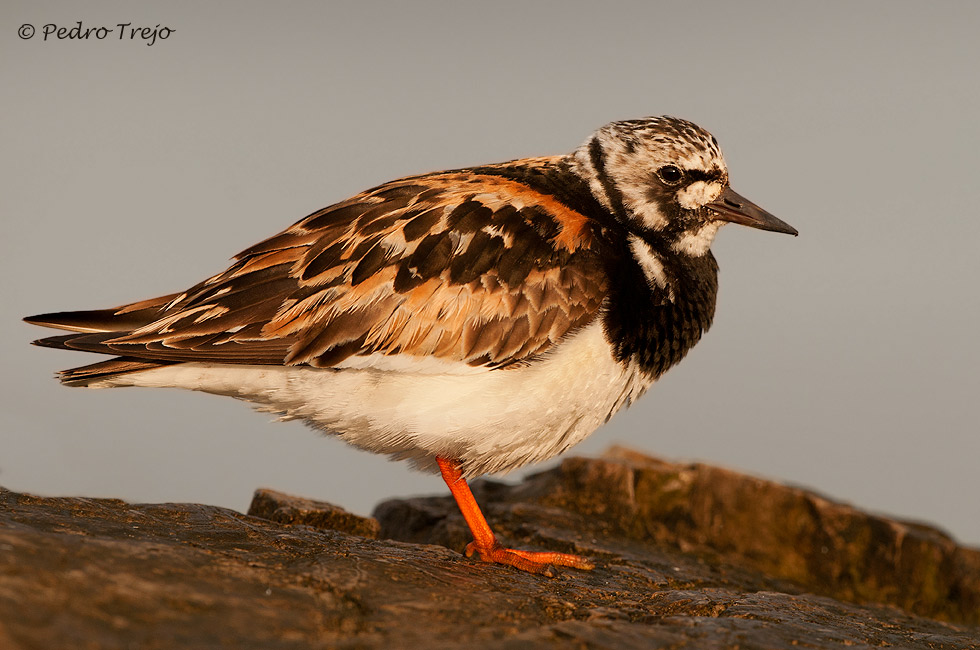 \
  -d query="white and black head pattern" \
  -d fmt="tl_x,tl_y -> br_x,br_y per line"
571,116 -> 730,256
